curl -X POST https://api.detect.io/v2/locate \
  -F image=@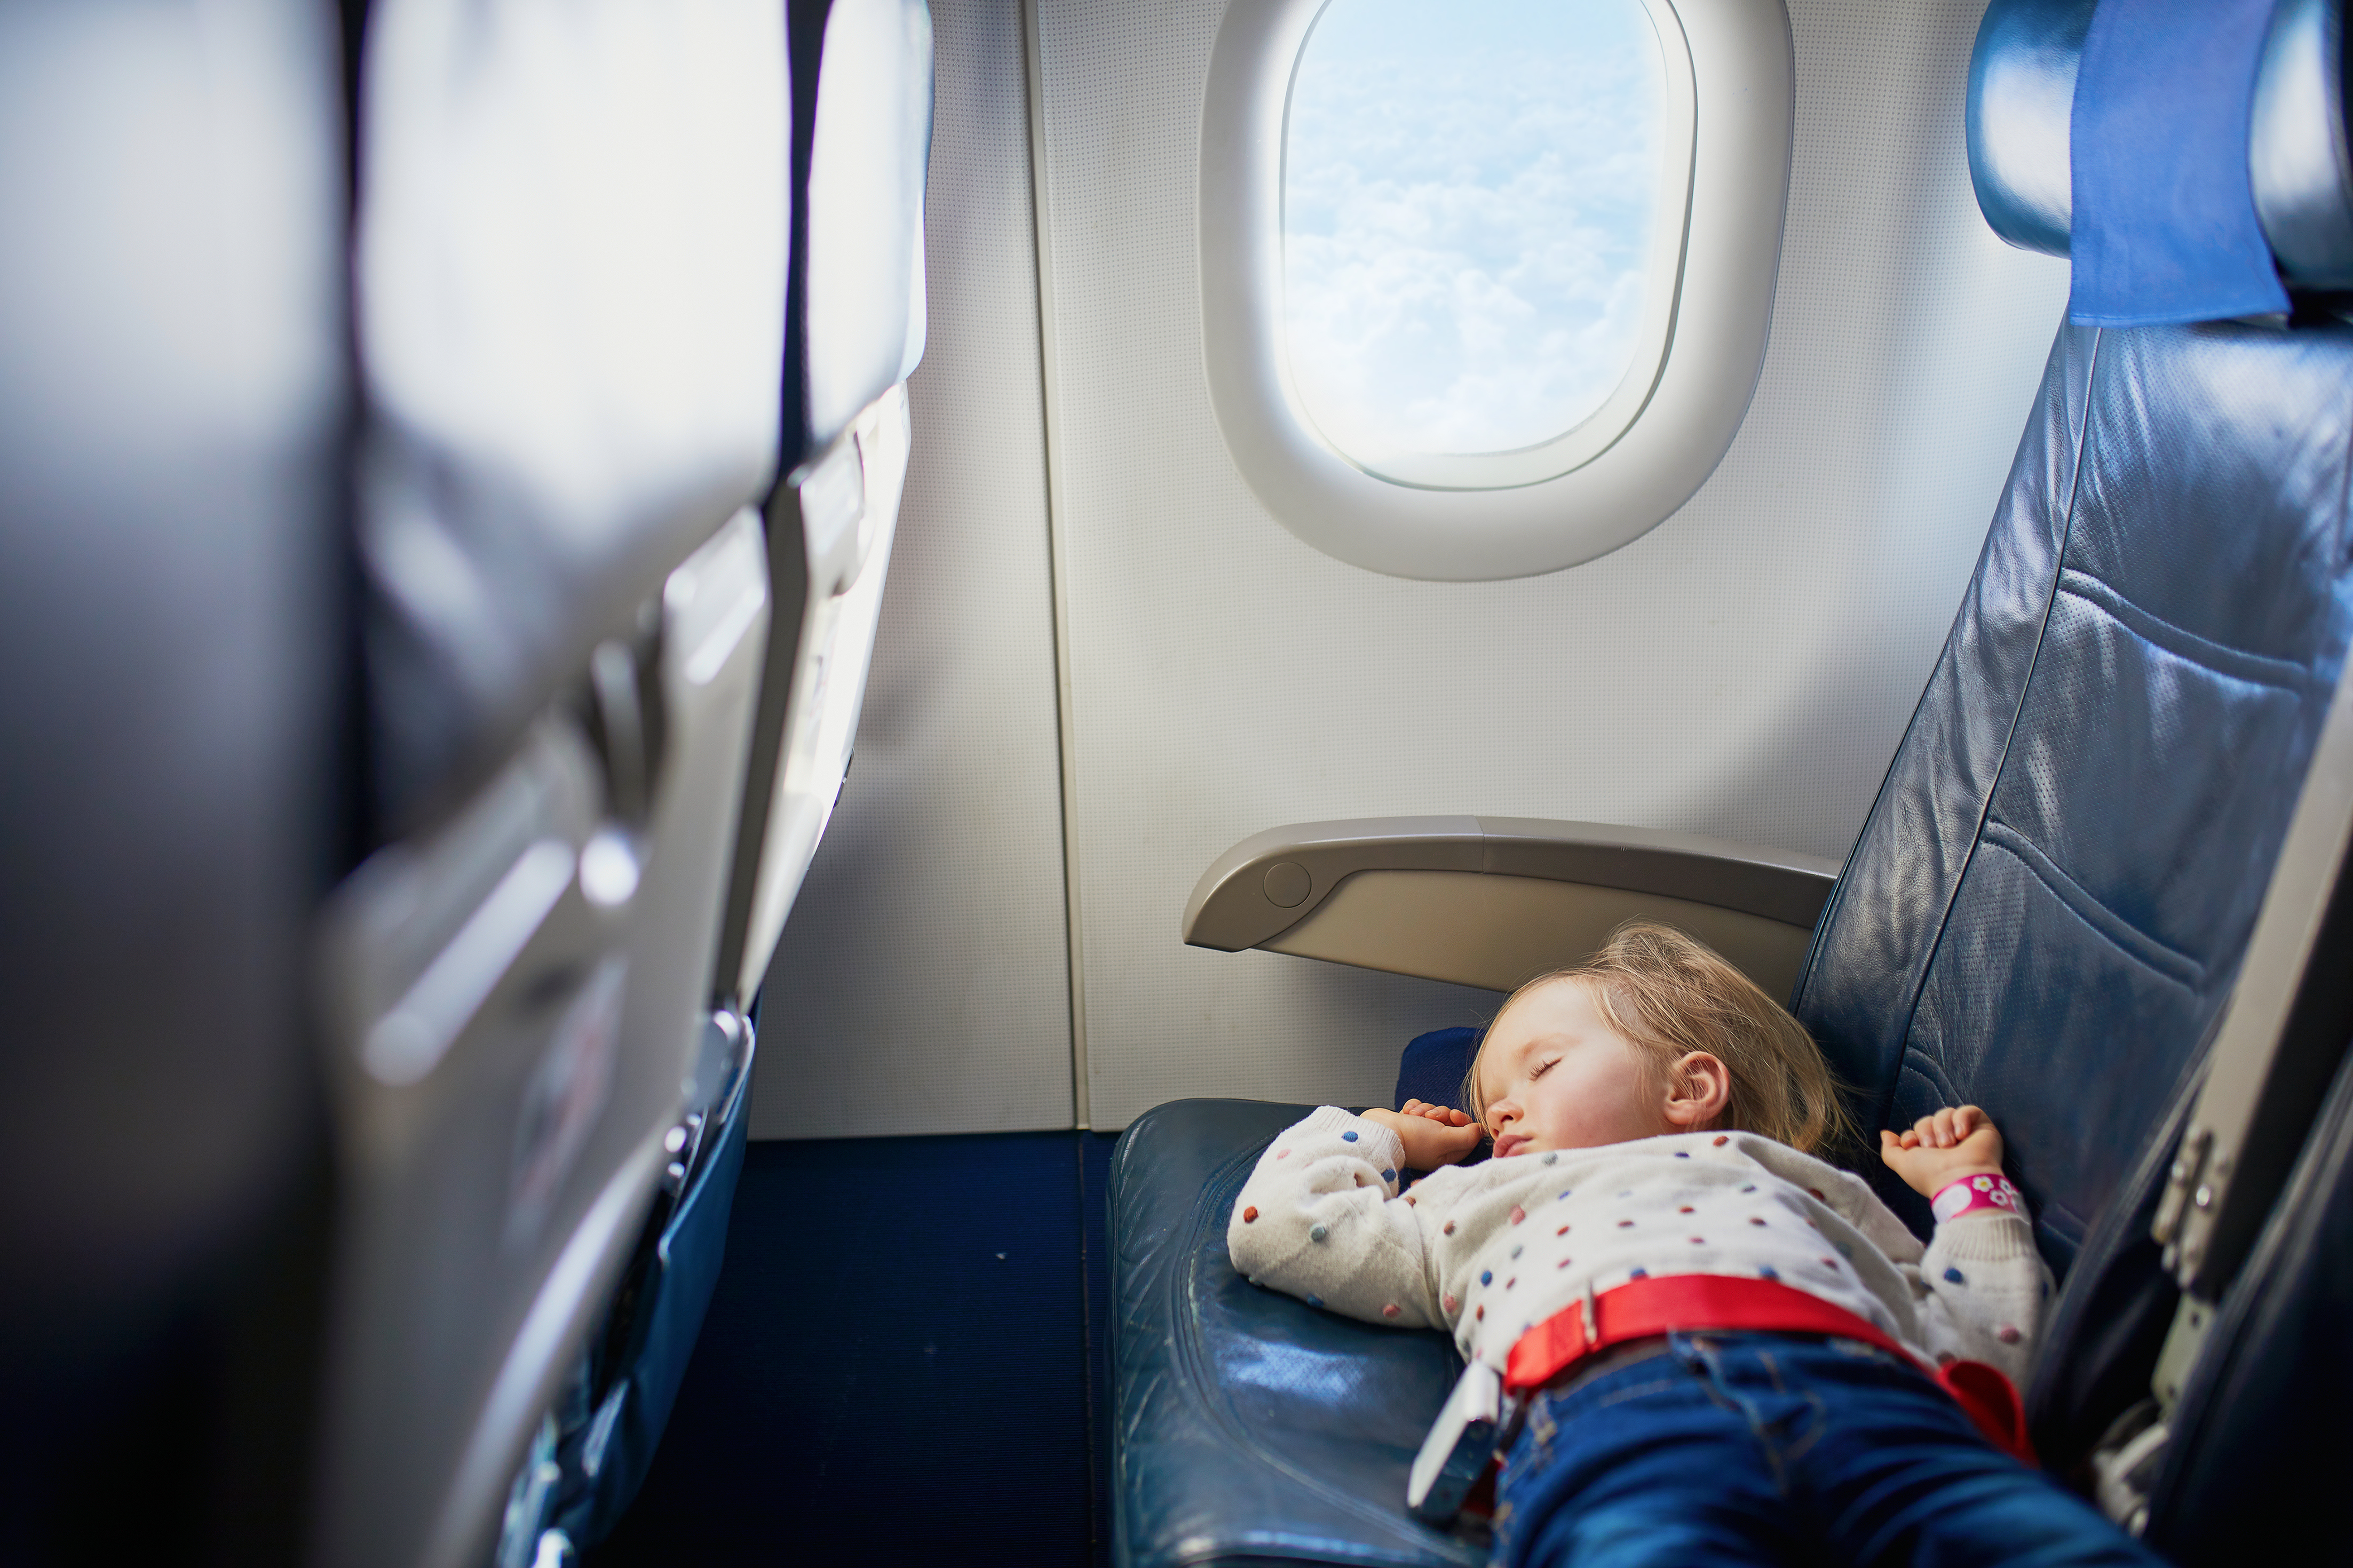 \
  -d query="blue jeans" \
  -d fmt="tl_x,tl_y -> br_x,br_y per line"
1491,1332 -> 2163,1568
